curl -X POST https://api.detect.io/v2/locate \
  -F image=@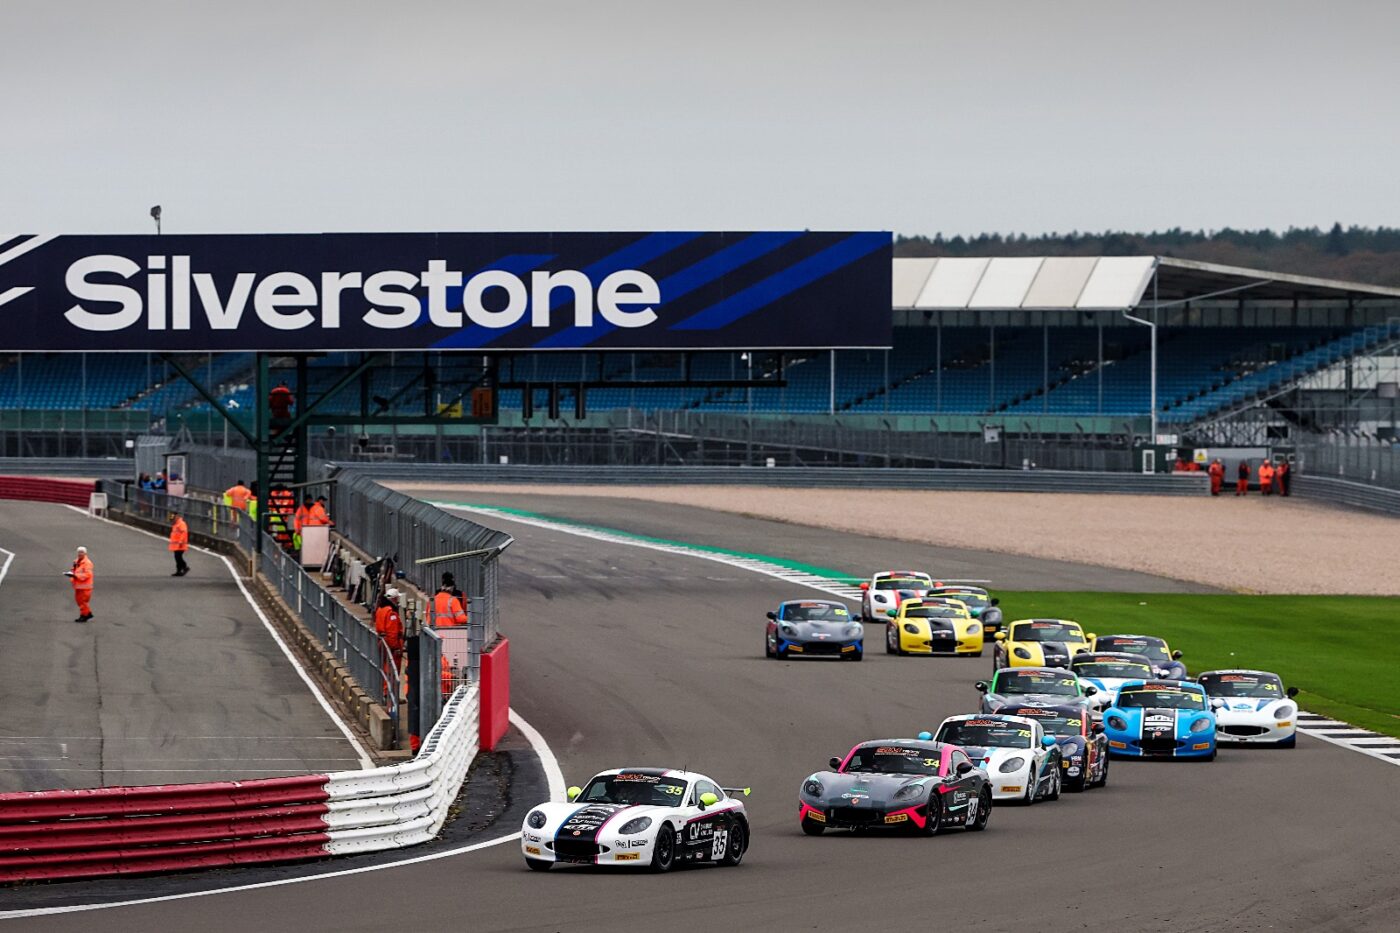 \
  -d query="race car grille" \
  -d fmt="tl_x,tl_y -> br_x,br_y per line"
552,839 -> 602,859
829,807 -> 882,826
1220,725 -> 1269,737
800,641 -> 844,656
1135,737 -> 1183,753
